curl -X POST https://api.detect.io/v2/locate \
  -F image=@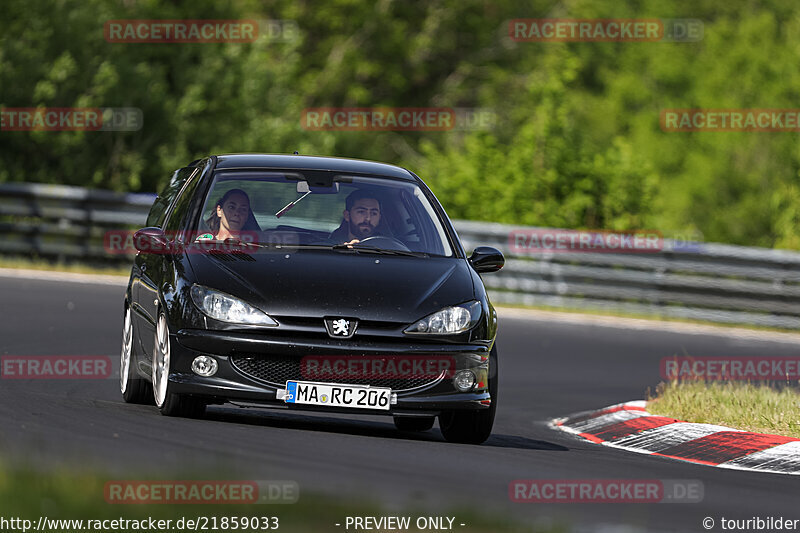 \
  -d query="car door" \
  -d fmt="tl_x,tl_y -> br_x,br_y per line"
132,167 -> 198,372
145,164 -> 207,327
